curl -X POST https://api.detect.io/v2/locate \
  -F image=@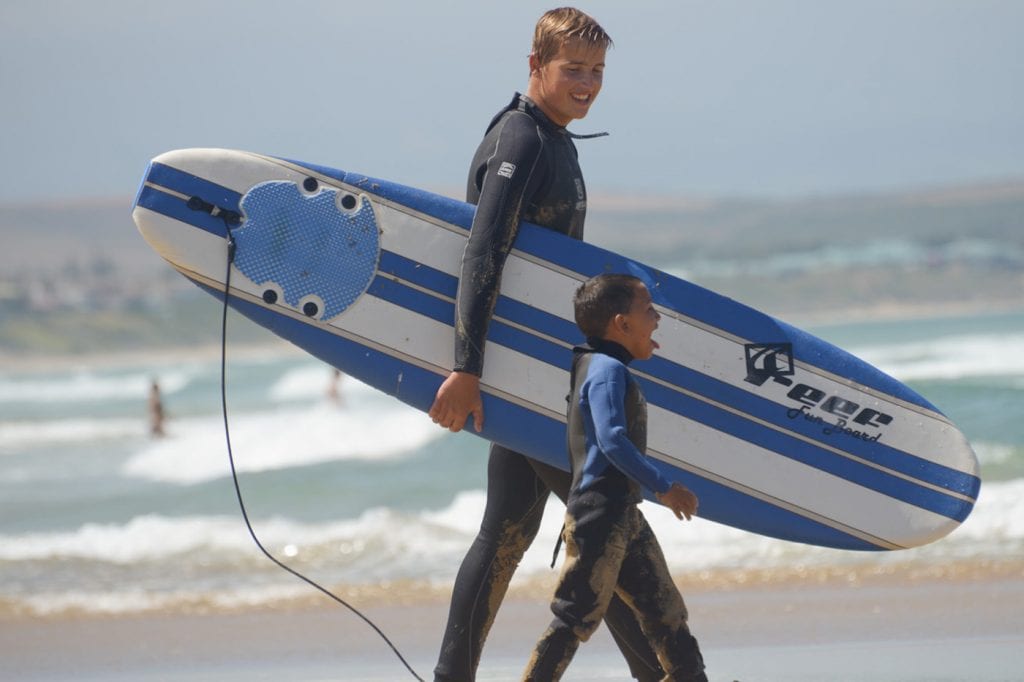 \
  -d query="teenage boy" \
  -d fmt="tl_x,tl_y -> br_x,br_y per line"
429,7 -> 668,682
523,273 -> 707,682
